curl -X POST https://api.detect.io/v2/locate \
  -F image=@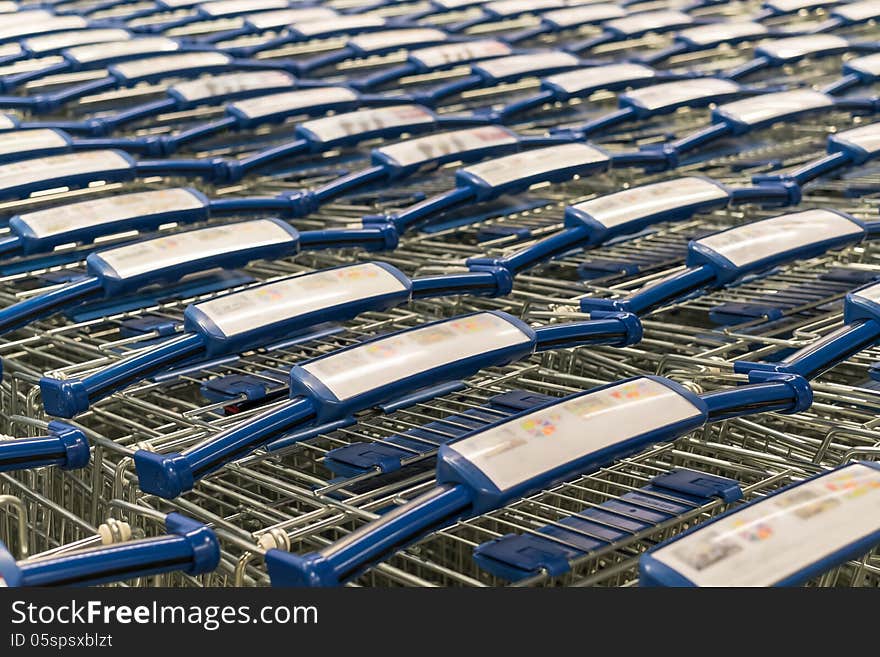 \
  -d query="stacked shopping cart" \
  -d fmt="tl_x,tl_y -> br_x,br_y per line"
0,0 -> 877,588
